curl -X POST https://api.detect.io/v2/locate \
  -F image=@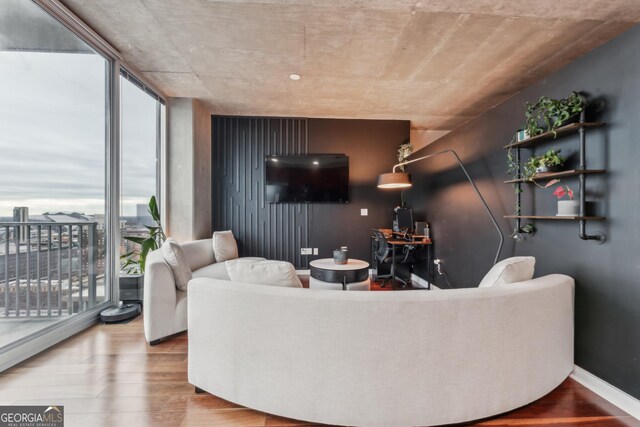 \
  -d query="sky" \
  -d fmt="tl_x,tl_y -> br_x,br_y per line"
0,51 -> 158,218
